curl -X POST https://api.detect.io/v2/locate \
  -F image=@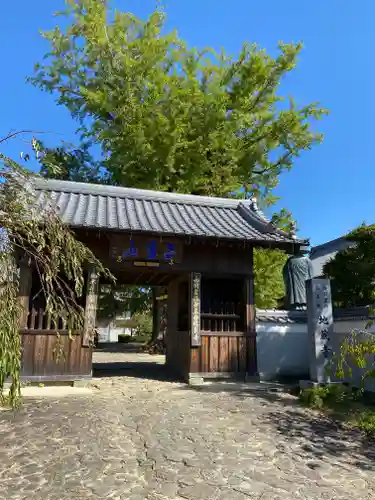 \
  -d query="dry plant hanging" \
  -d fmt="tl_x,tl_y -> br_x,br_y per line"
0,133 -> 113,407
